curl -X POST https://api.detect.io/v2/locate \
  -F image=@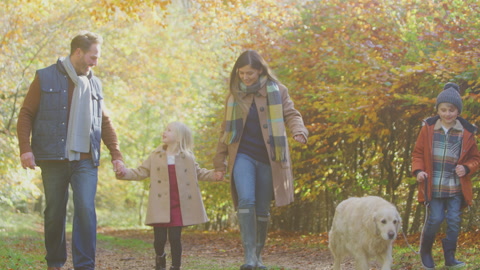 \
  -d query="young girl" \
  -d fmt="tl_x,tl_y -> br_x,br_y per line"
412,82 -> 480,269
117,122 -> 217,270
